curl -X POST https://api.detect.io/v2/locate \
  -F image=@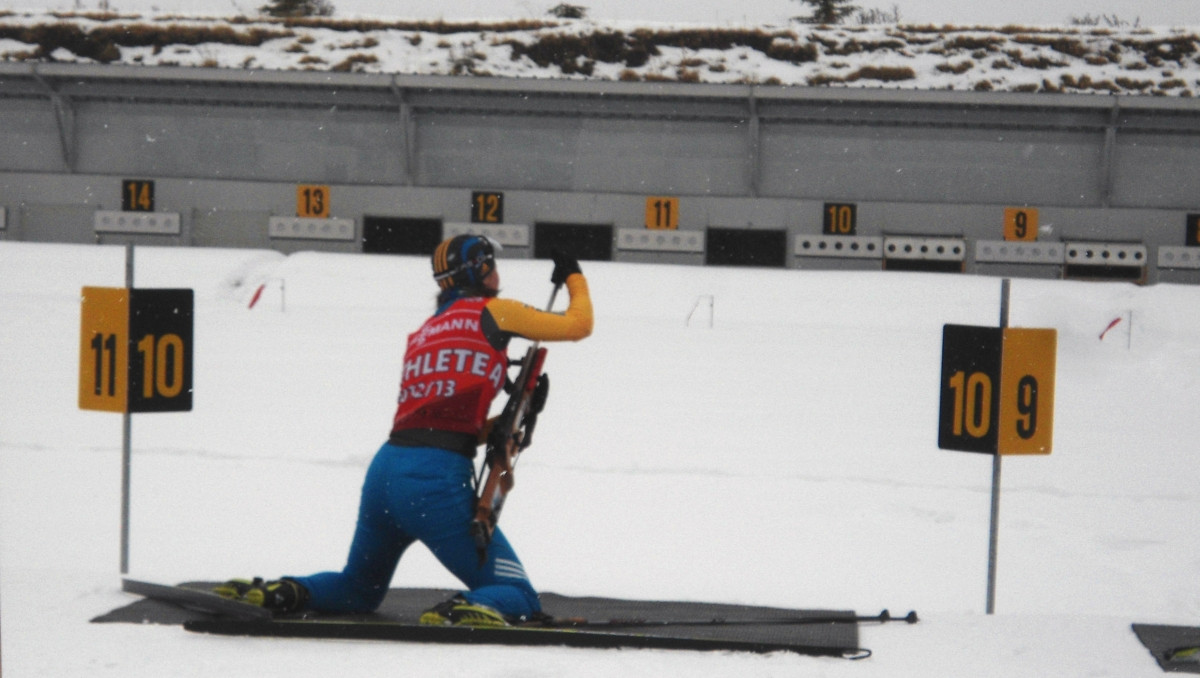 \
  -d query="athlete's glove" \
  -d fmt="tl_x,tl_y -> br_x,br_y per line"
550,249 -> 582,286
